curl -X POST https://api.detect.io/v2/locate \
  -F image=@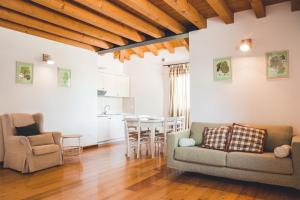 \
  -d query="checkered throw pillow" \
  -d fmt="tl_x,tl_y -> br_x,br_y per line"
201,126 -> 231,151
228,124 -> 267,153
